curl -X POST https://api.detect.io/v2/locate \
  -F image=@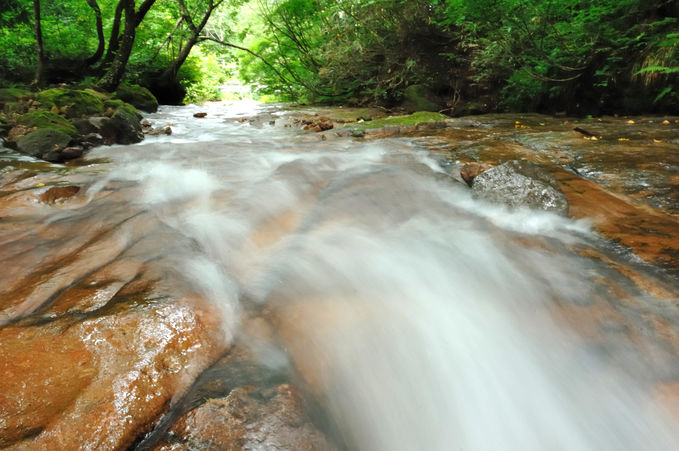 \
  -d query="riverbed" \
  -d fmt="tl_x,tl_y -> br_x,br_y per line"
1,101 -> 678,450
